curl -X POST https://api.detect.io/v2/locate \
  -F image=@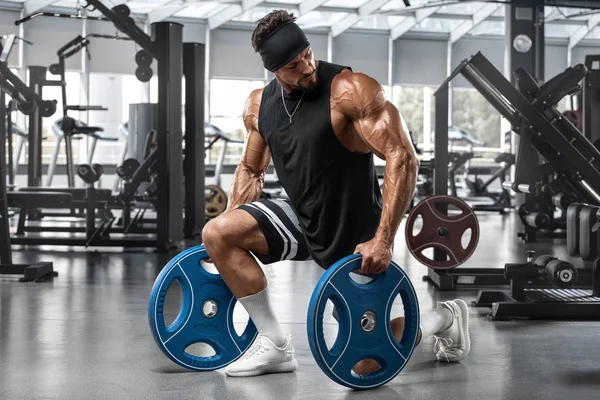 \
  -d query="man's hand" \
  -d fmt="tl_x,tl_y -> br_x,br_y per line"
354,238 -> 393,275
